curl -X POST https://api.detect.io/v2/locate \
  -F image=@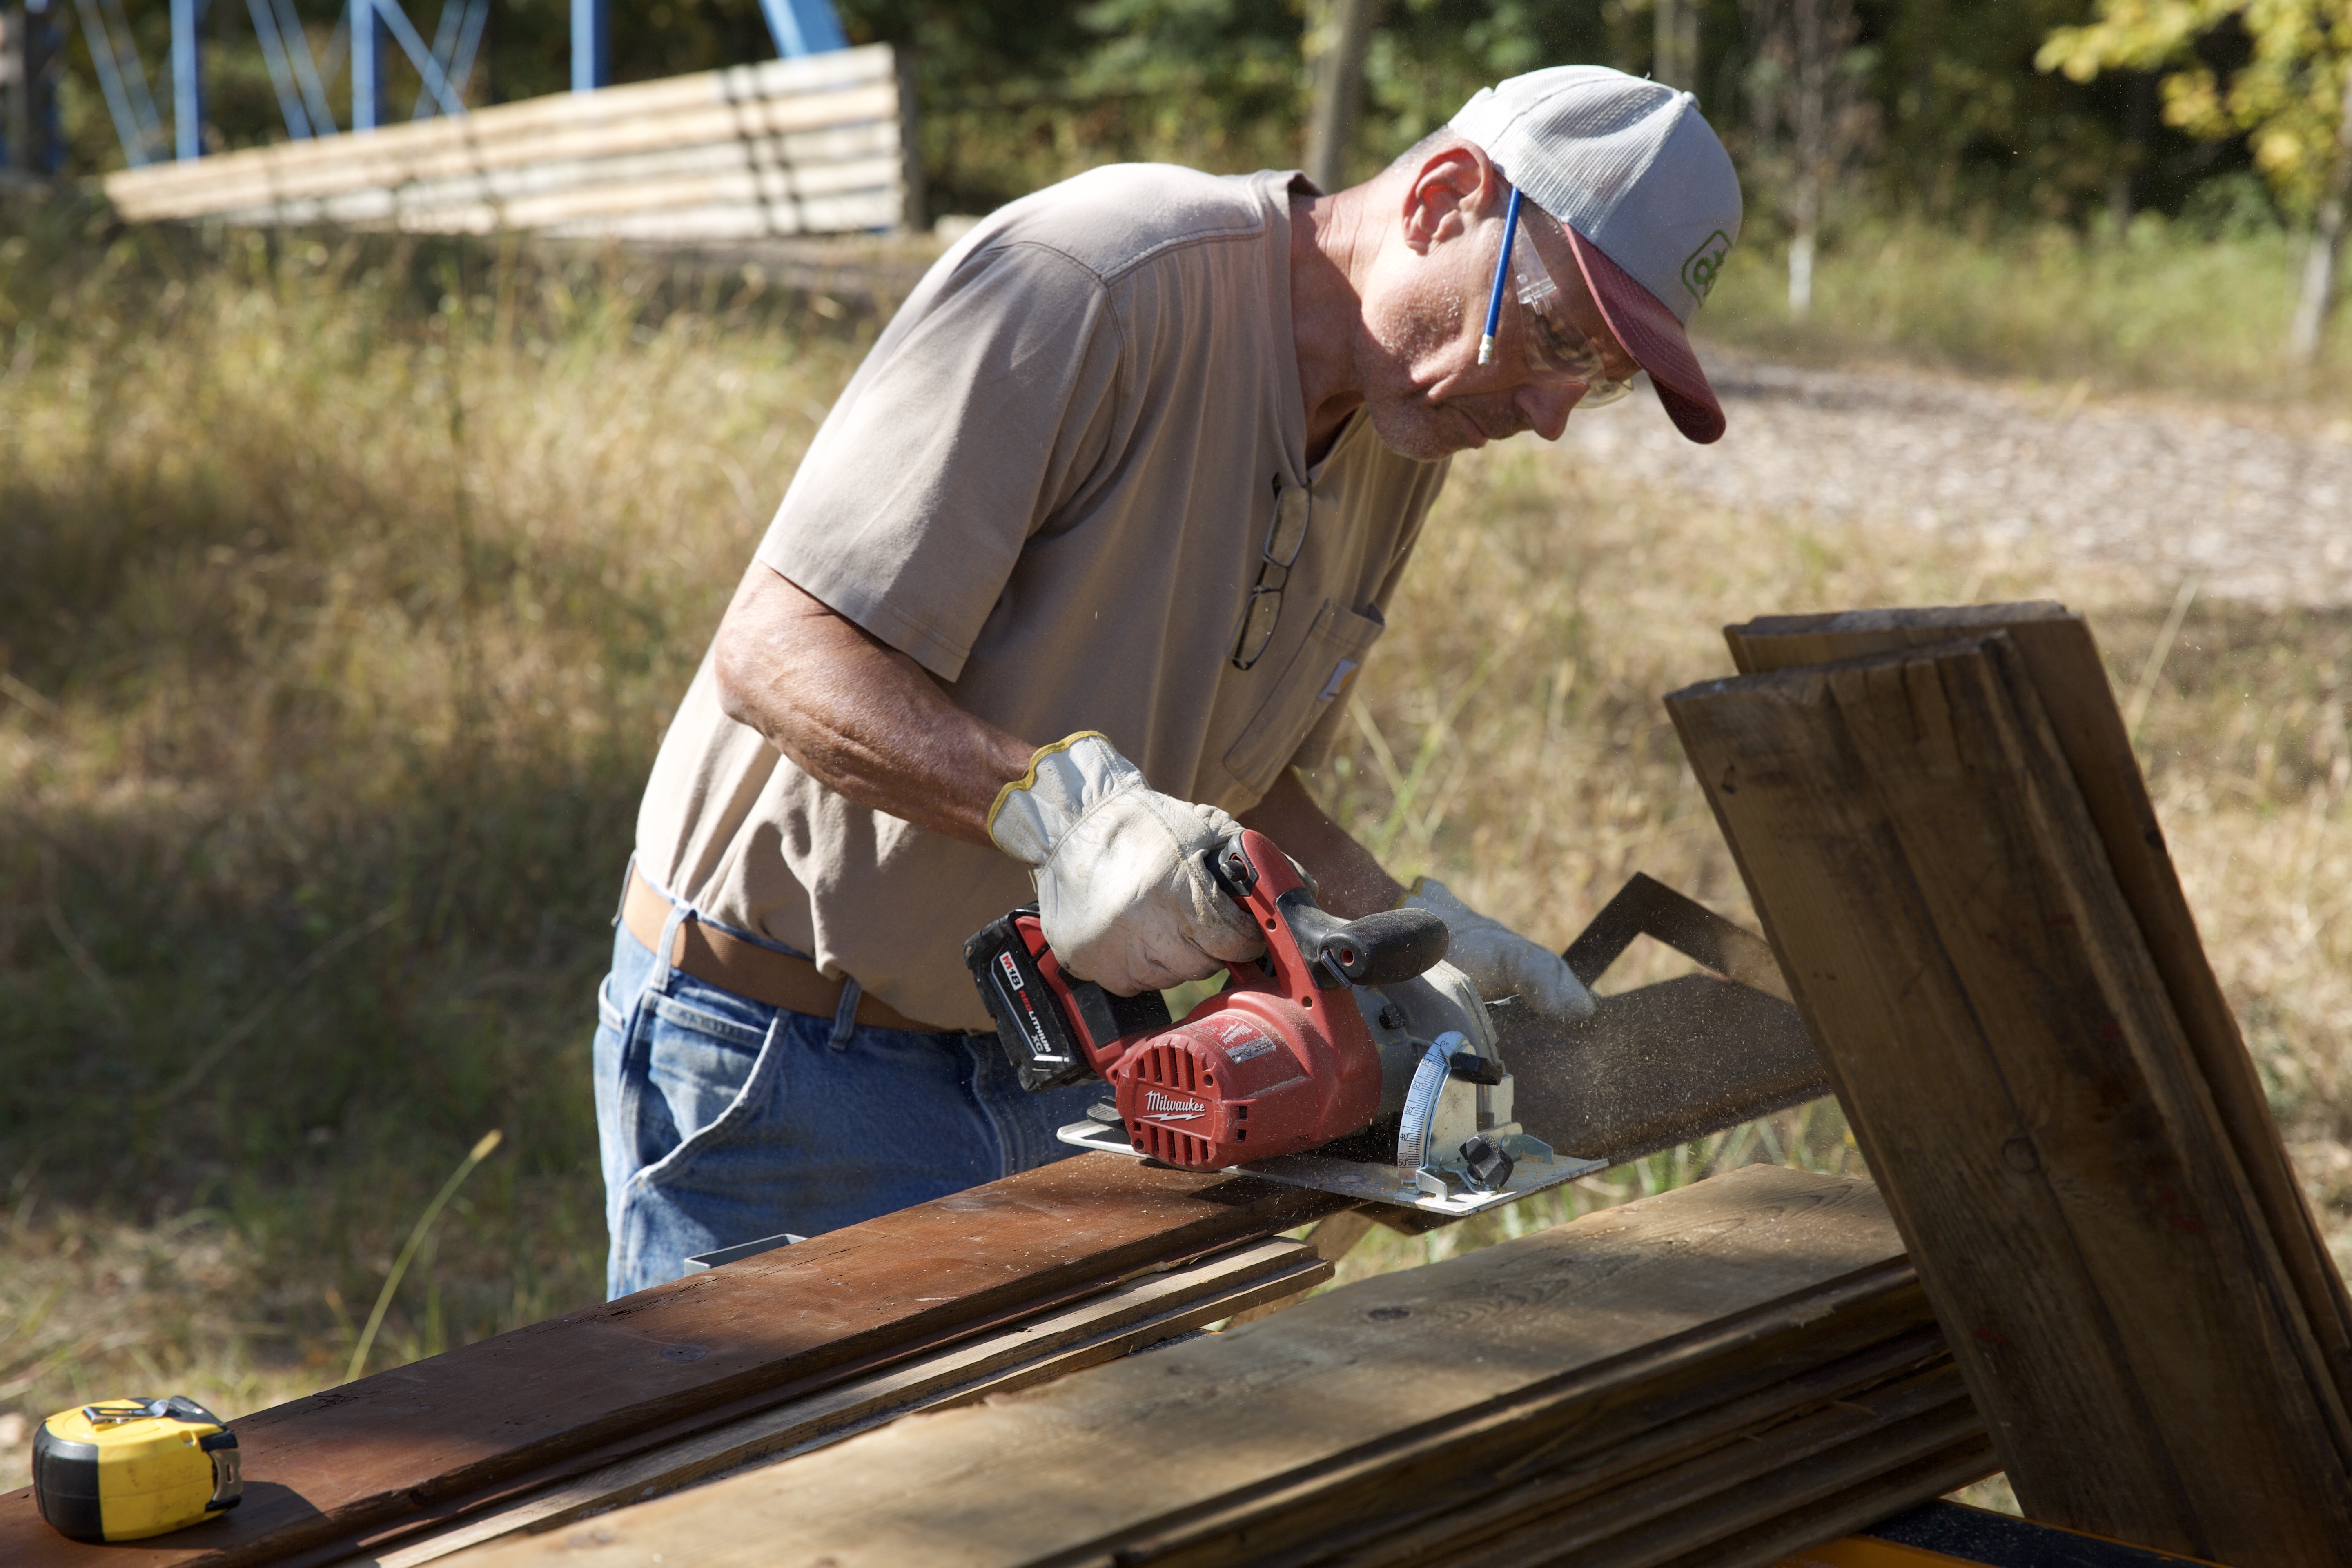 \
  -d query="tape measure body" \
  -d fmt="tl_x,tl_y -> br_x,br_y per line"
33,1397 -> 243,1541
